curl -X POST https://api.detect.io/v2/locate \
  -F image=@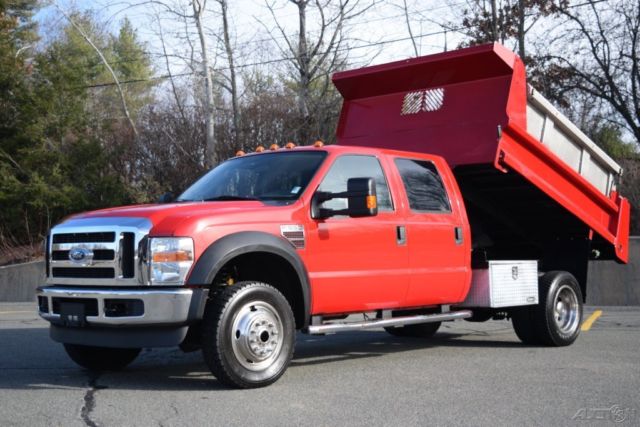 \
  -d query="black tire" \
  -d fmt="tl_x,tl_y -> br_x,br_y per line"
384,321 -> 441,338
201,282 -> 296,389
511,306 -> 540,345
511,271 -> 583,346
64,344 -> 141,371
